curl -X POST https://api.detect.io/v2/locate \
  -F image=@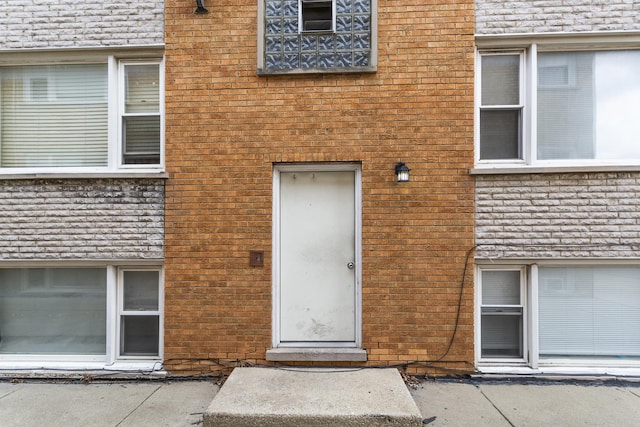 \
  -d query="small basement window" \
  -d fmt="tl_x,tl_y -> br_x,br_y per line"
300,0 -> 334,32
